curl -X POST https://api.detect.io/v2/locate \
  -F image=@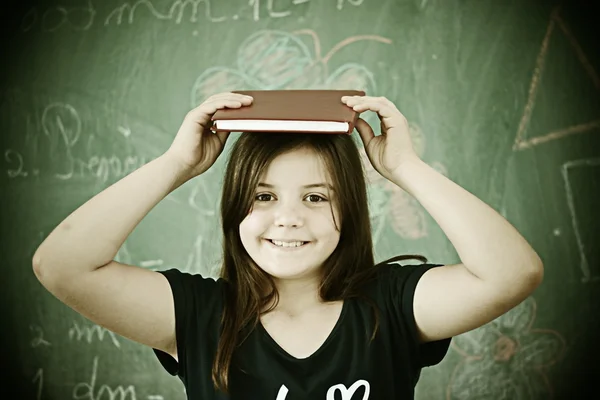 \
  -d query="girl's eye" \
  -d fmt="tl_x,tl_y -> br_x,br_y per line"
255,194 -> 274,202
253,194 -> 327,203
306,194 -> 326,203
